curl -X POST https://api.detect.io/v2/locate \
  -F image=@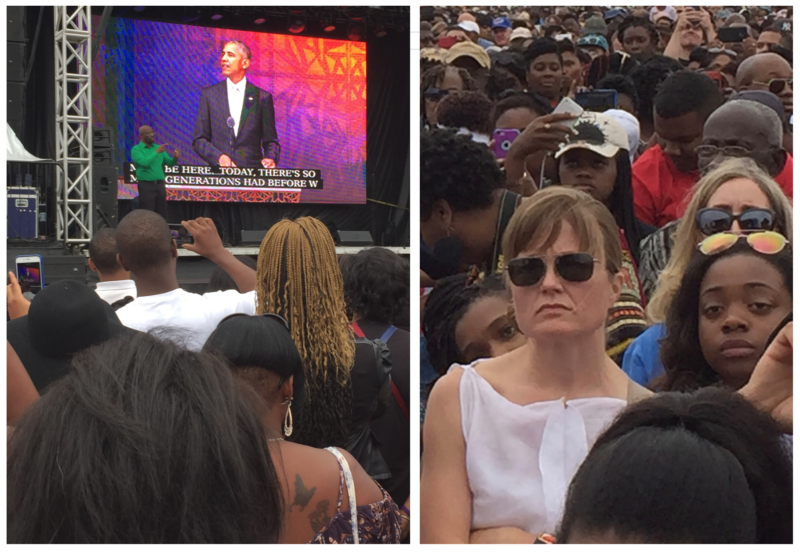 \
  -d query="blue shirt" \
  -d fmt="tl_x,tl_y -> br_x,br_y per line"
621,323 -> 666,387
